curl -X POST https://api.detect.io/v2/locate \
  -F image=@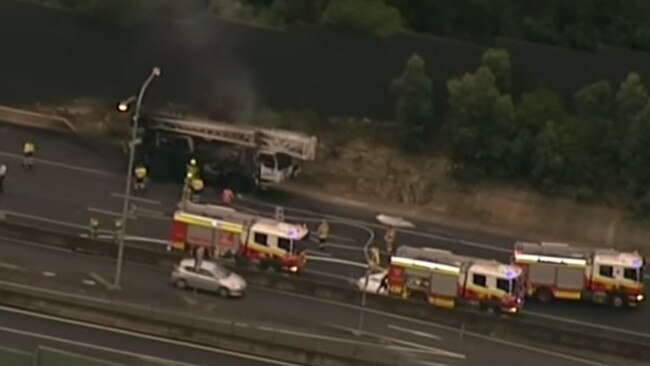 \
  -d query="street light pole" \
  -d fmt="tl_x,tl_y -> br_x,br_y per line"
113,66 -> 162,288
